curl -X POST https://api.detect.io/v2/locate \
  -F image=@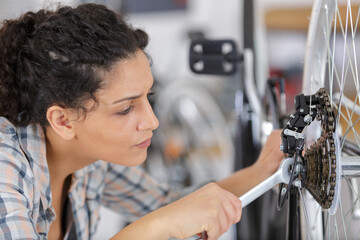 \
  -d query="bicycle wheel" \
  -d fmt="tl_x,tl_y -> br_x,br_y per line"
301,0 -> 360,239
148,78 -> 235,188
